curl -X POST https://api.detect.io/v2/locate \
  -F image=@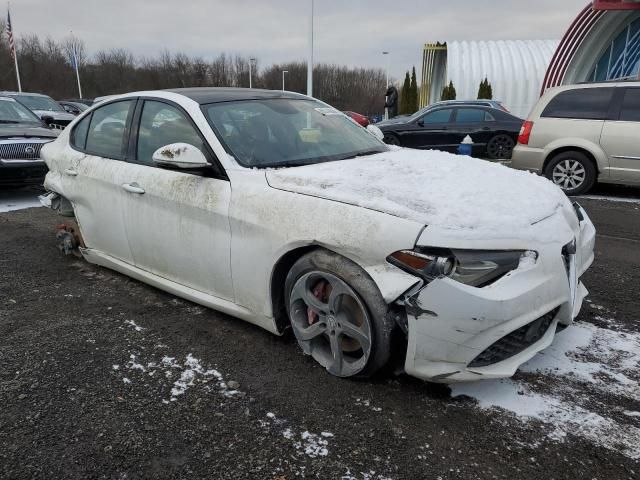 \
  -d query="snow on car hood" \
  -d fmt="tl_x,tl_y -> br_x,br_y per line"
266,148 -> 572,237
